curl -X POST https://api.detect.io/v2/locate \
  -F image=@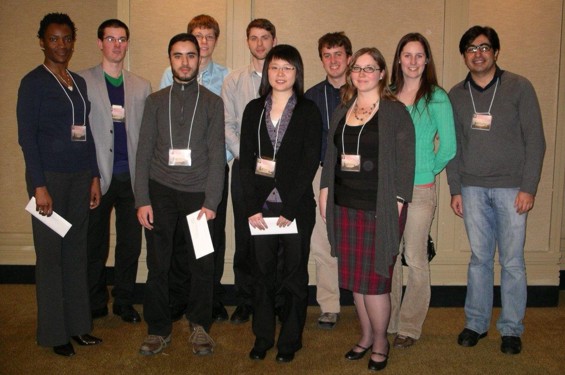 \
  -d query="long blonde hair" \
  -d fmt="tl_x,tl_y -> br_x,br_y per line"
341,47 -> 396,104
